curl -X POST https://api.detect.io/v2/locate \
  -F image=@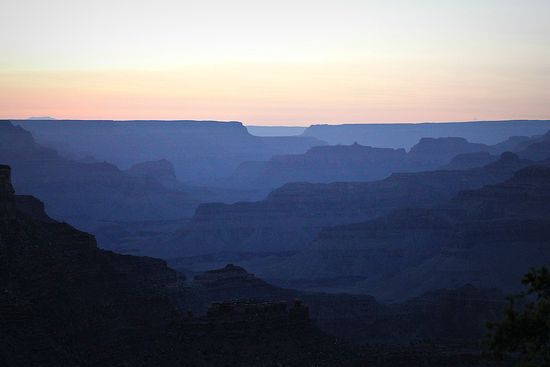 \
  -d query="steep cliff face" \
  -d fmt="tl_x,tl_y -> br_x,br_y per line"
161,153 -> 534,262
274,165 -> 550,301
